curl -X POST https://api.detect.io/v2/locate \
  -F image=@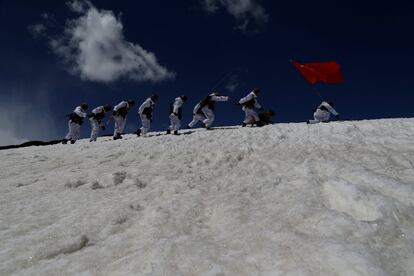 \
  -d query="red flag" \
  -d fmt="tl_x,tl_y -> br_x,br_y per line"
293,61 -> 344,85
